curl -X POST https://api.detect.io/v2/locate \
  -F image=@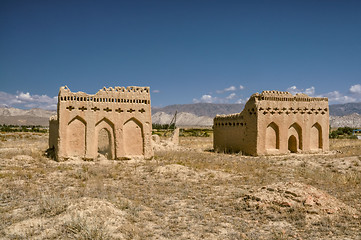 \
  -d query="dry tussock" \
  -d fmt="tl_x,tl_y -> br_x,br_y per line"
0,132 -> 360,239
